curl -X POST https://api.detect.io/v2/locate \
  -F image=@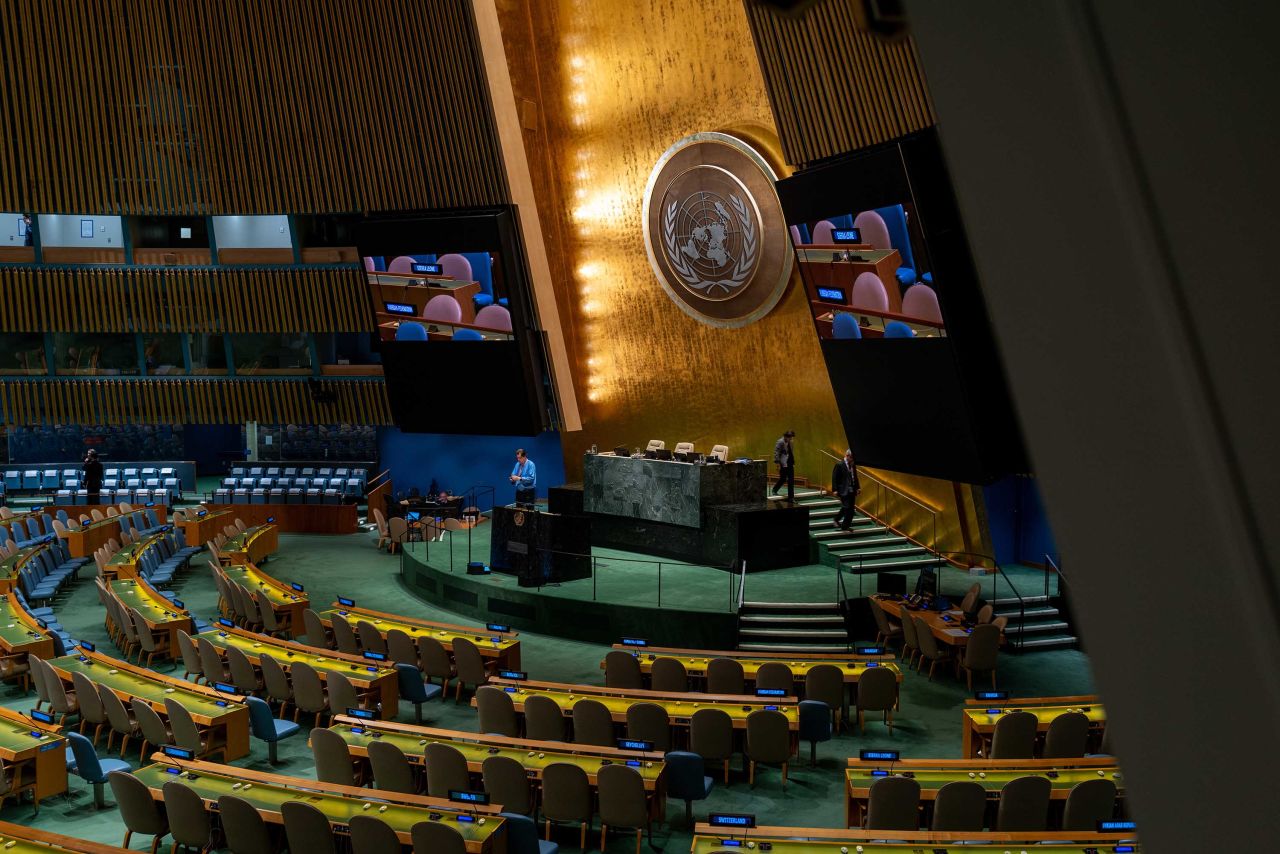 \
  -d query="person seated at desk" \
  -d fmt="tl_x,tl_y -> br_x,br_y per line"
509,448 -> 536,506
